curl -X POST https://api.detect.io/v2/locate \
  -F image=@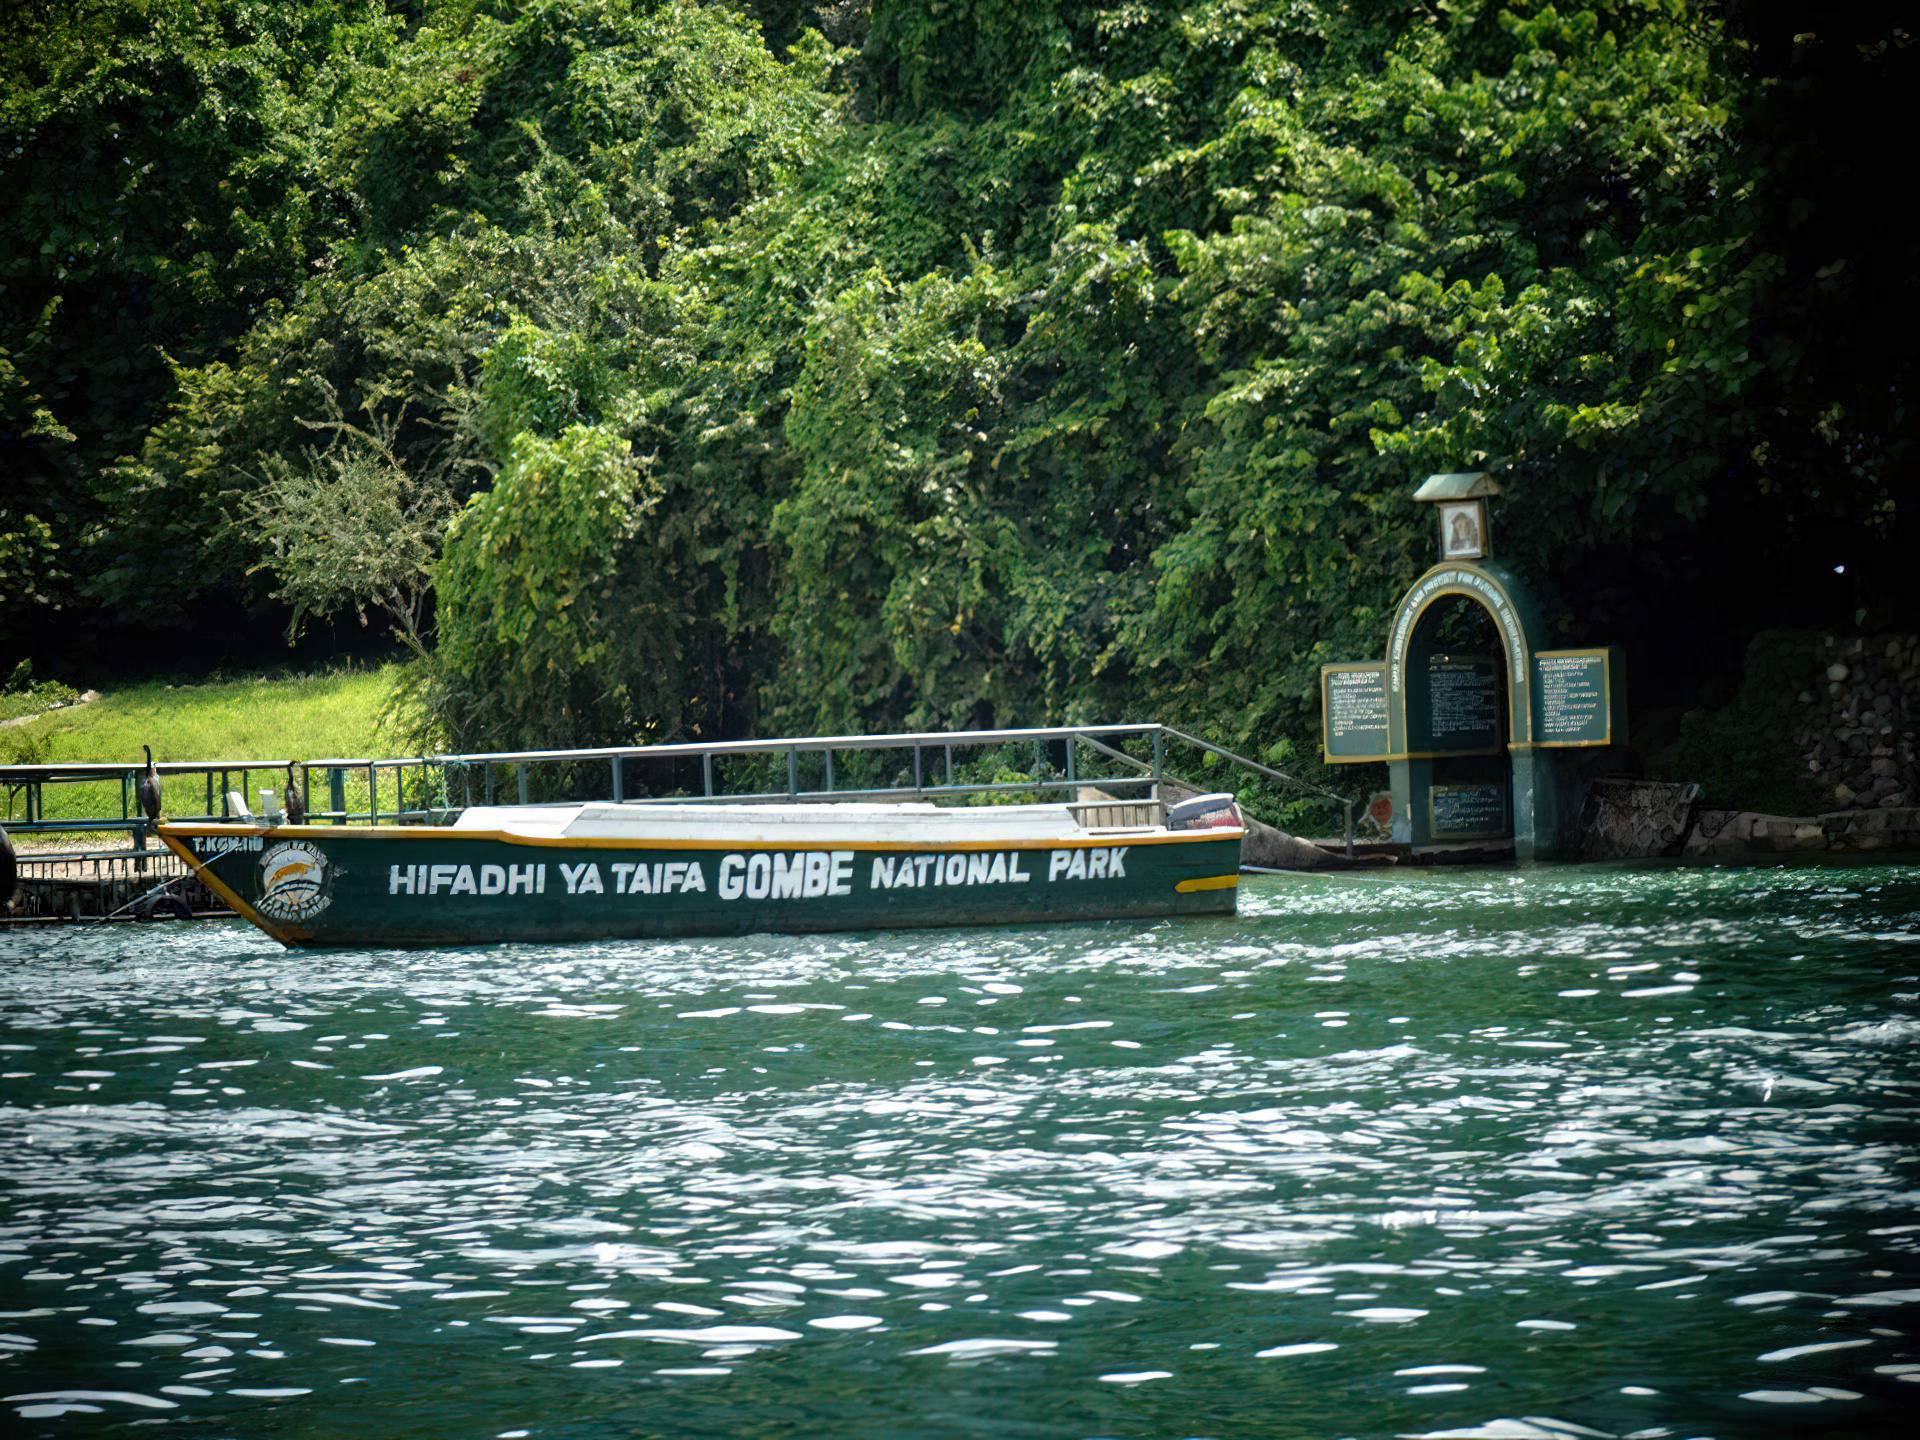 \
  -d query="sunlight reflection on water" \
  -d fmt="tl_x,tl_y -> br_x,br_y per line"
3,862 -> 1919,1437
